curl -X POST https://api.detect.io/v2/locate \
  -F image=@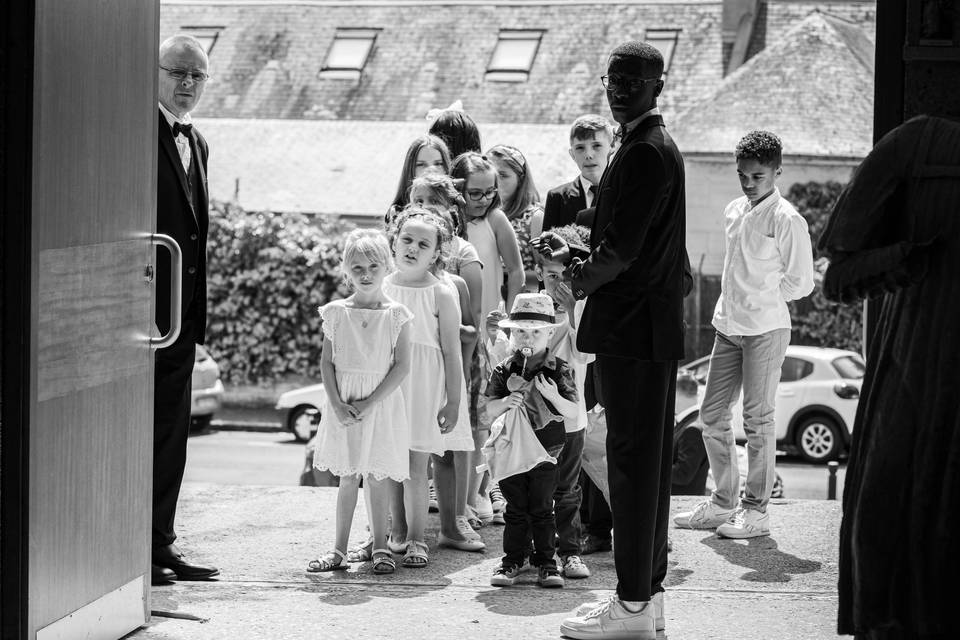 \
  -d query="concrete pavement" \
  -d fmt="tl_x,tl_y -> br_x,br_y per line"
133,485 -> 842,640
